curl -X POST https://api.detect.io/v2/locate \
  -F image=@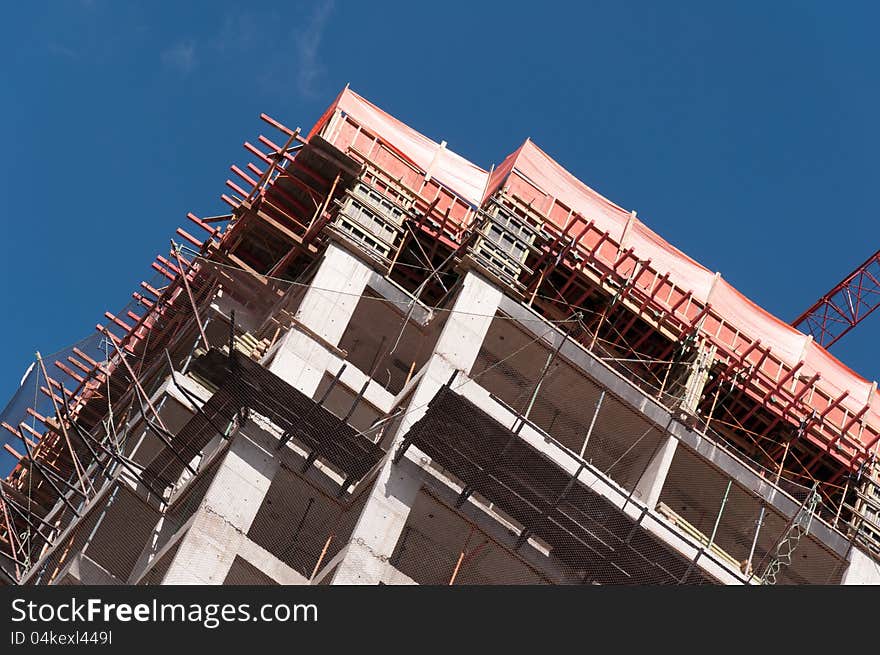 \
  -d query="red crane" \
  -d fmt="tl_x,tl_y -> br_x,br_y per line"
792,248 -> 880,348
